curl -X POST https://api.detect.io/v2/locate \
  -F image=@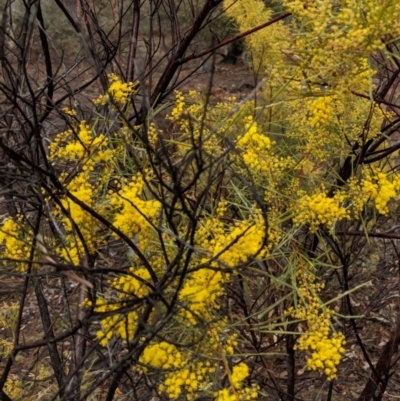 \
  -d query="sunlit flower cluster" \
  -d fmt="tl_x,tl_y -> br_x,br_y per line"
236,115 -> 295,202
